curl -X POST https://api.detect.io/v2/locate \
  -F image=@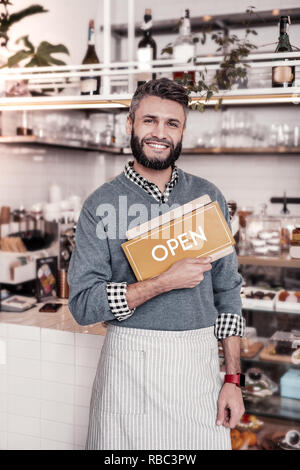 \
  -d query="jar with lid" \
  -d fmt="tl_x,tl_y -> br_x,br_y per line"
290,226 -> 300,259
